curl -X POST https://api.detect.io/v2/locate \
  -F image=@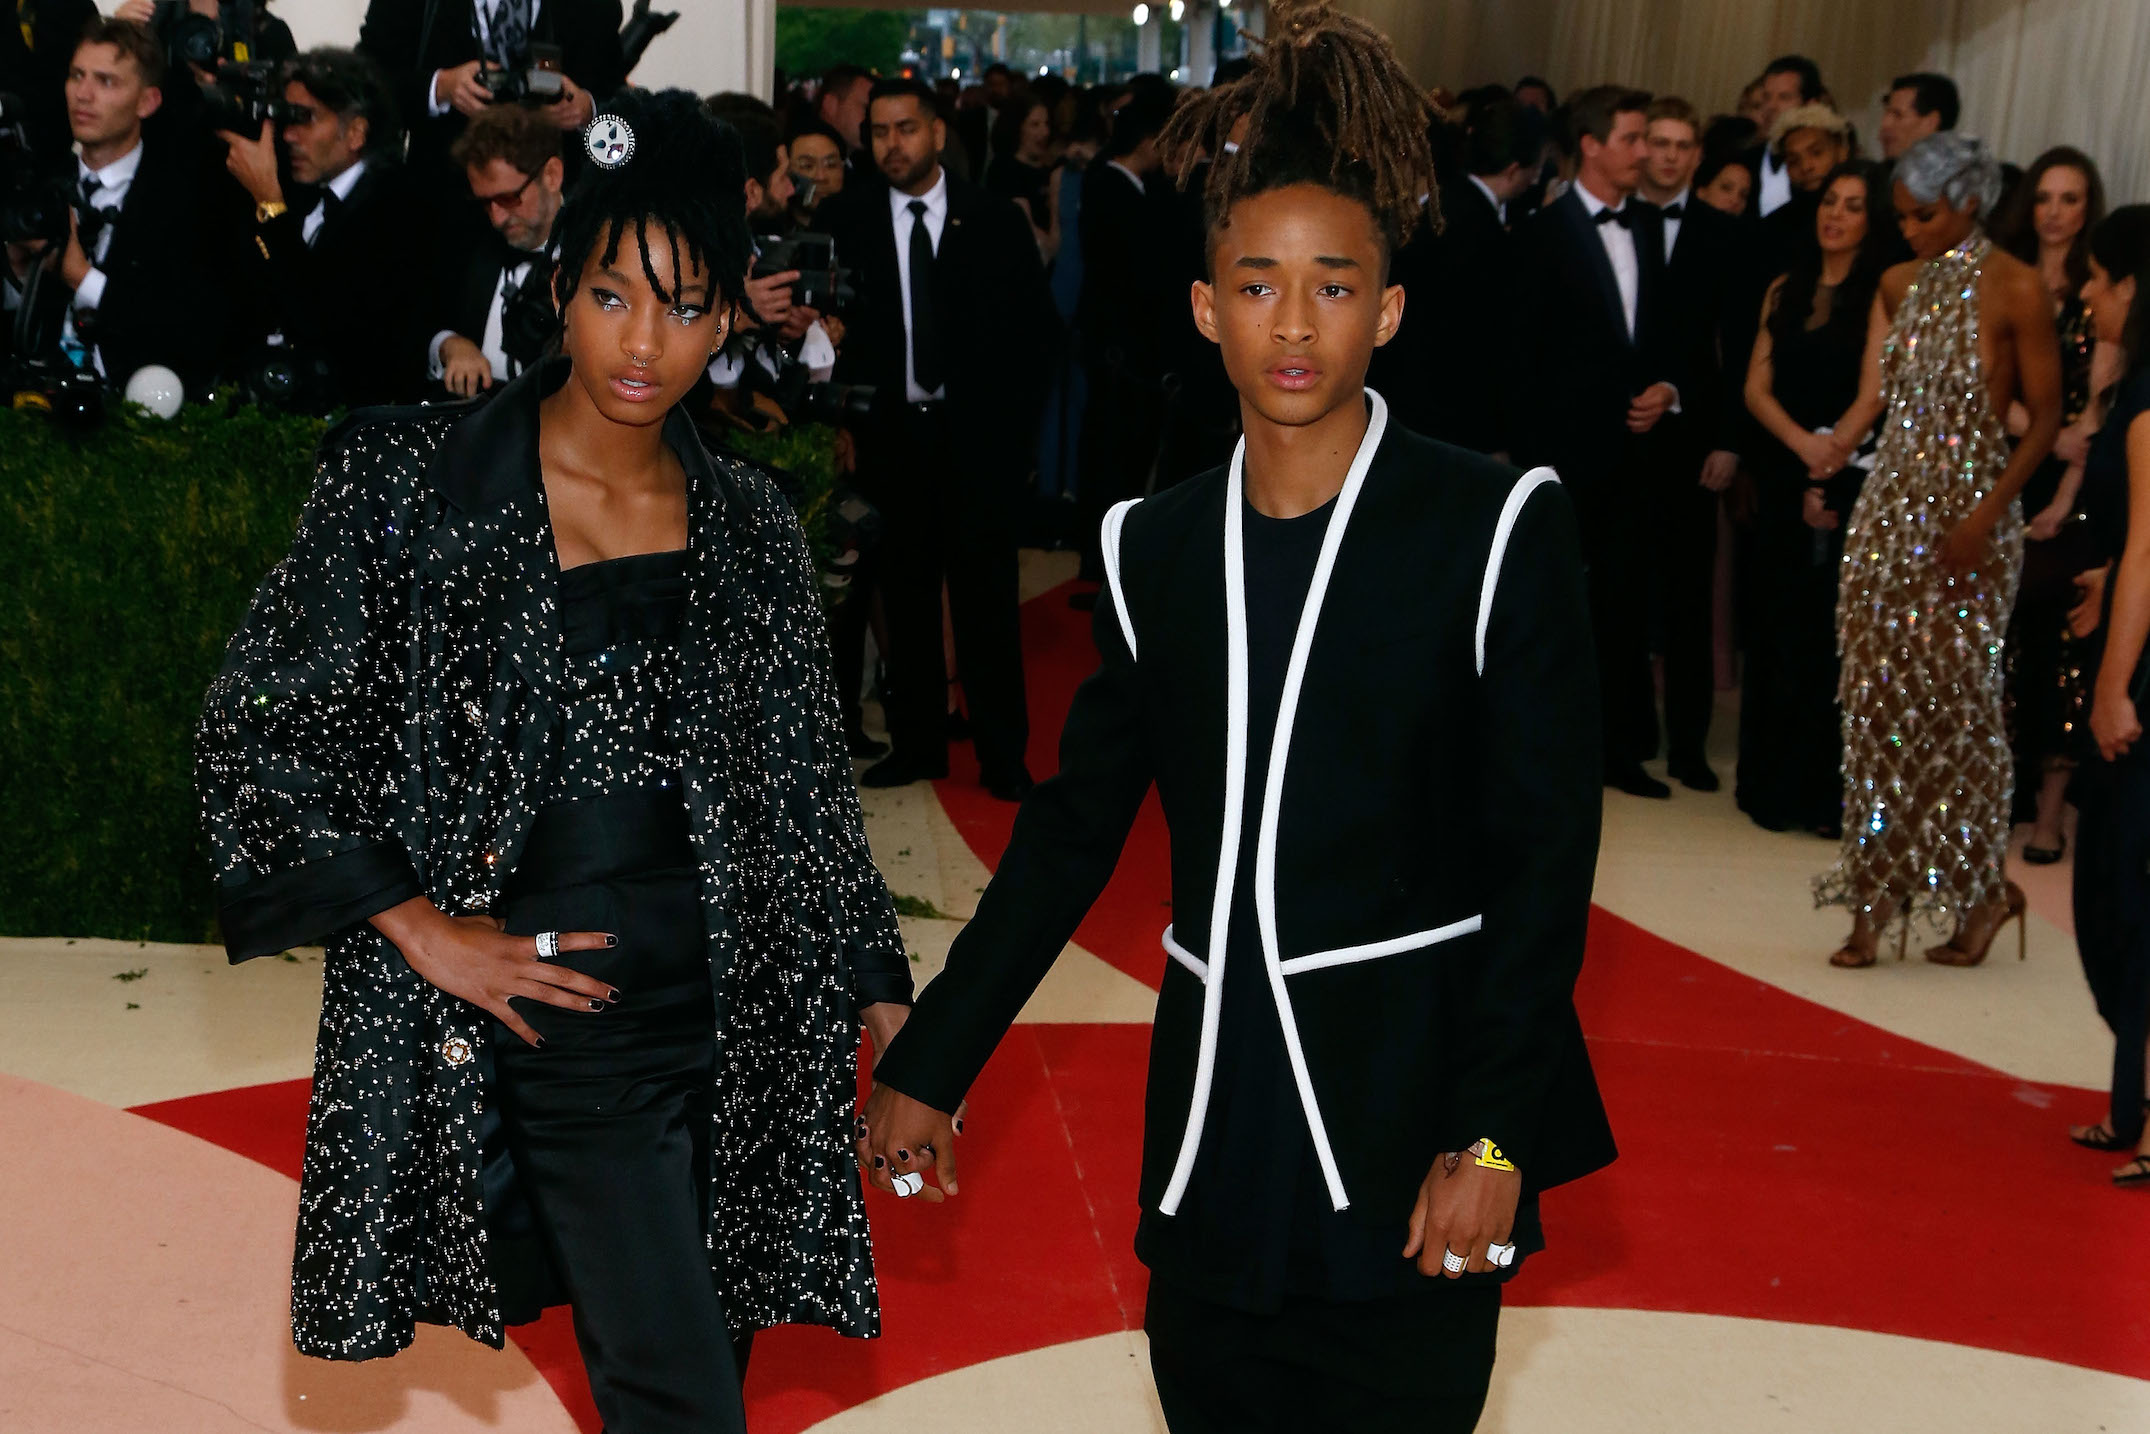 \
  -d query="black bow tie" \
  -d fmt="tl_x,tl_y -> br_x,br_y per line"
1594,205 -> 1632,229
1659,202 -> 1684,220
